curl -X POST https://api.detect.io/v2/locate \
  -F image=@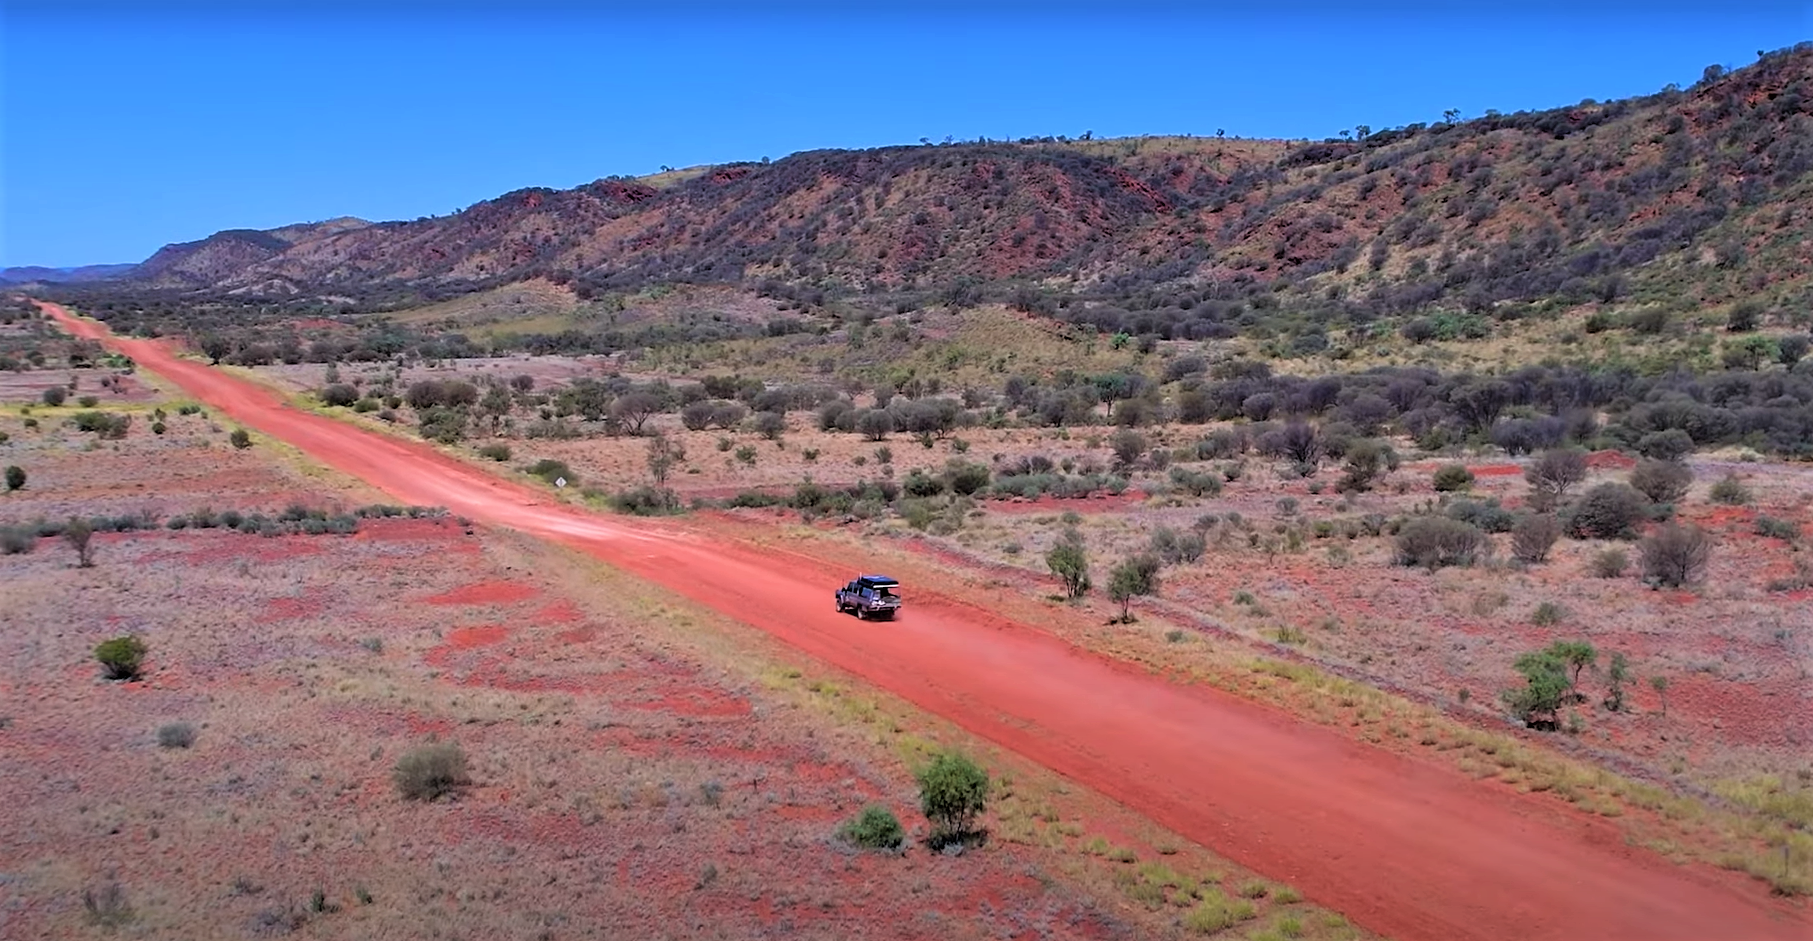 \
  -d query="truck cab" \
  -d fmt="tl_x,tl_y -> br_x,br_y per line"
835,574 -> 902,620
